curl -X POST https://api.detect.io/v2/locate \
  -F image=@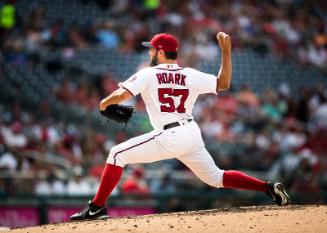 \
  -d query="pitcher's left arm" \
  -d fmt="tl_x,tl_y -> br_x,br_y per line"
99,88 -> 133,111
